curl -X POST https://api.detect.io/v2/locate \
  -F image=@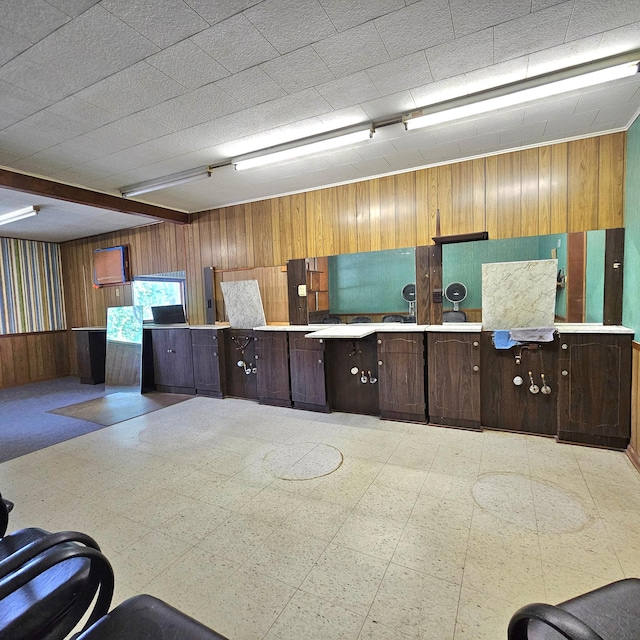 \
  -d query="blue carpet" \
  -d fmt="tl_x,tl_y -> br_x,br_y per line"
0,377 -> 108,463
